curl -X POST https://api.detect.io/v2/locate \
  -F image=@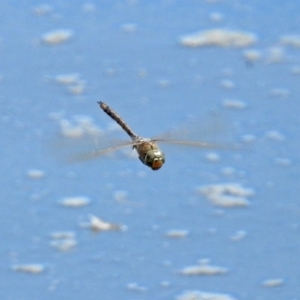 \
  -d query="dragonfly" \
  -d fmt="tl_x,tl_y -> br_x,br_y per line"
78,101 -> 221,171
